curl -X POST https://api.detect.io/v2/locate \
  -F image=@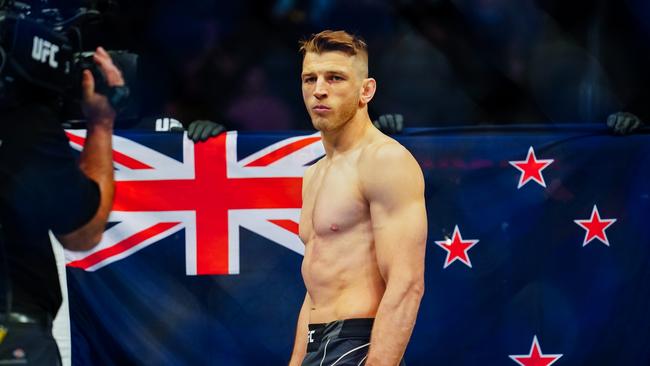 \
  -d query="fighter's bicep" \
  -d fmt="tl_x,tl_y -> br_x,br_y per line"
370,199 -> 427,280
363,145 -> 427,279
